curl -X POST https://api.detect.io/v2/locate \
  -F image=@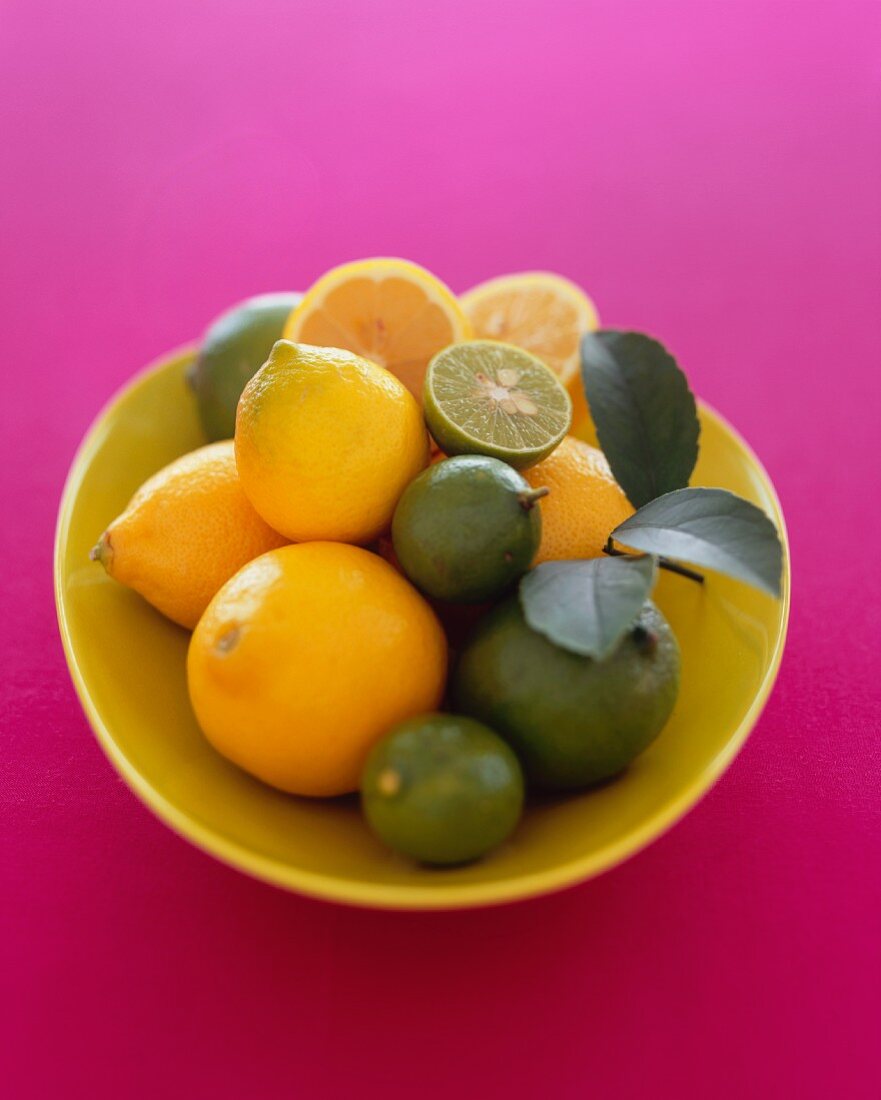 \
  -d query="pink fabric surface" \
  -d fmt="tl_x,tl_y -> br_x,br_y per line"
2,2 -> 879,1096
